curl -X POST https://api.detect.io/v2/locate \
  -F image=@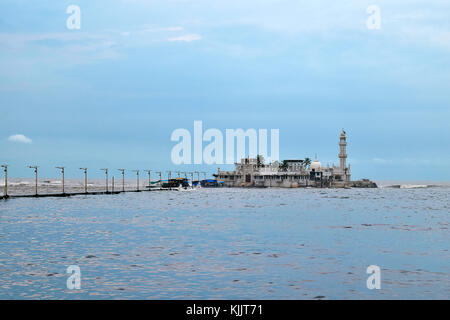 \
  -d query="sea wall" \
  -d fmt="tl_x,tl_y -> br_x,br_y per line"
348,179 -> 378,188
